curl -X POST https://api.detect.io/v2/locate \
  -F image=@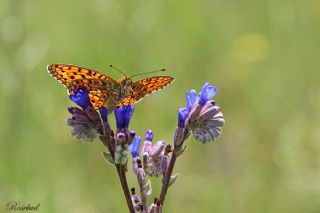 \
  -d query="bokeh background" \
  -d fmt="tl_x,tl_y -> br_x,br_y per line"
1,0 -> 320,212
